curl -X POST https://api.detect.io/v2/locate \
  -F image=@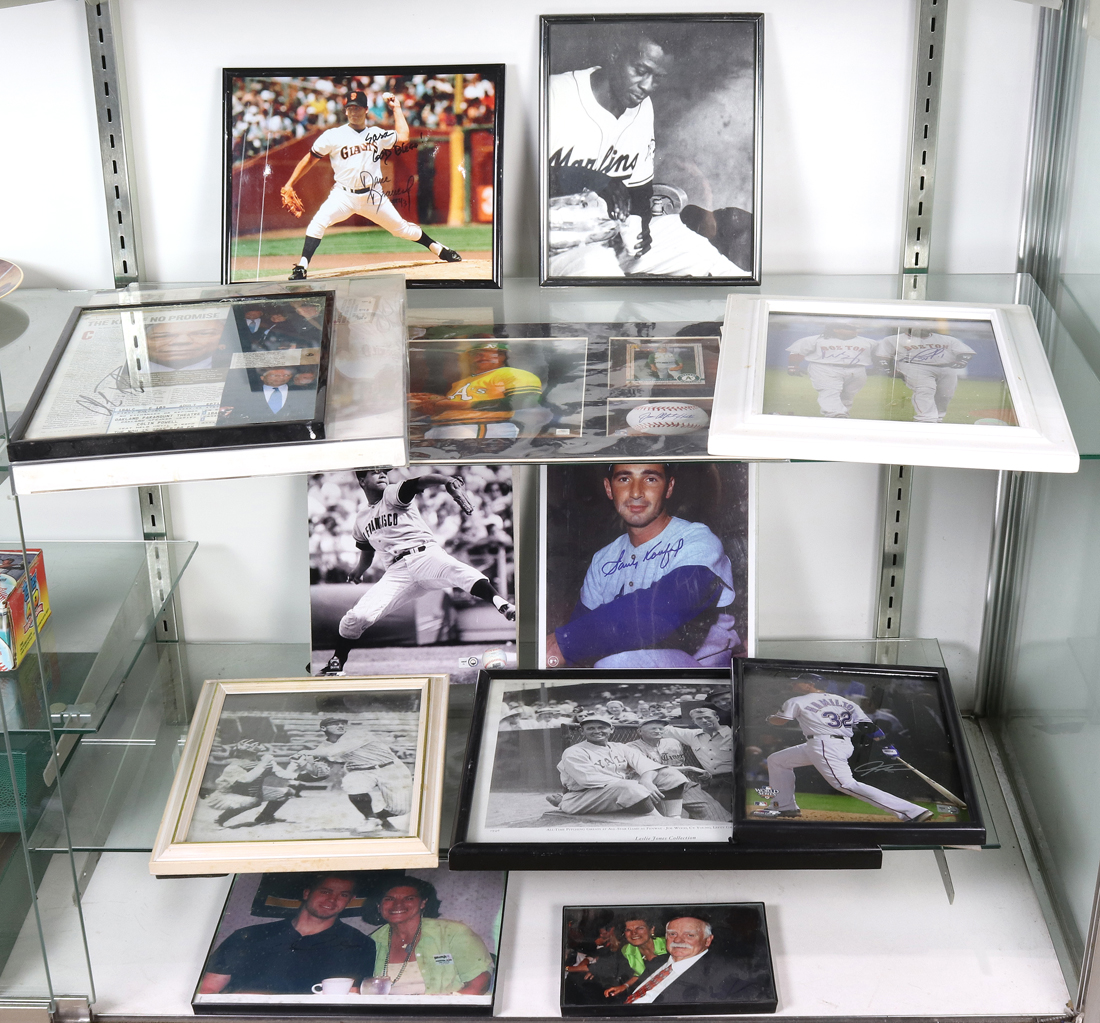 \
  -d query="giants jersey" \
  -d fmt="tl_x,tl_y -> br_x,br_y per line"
787,333 -> 876,366
434,366 -> 543,422
311,123 -> 397,193
351,483 -> 436,566
548,68 -> 655,188
772,692 -> 872,739
580,516 -> 735,611
874,332 -> 975,367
